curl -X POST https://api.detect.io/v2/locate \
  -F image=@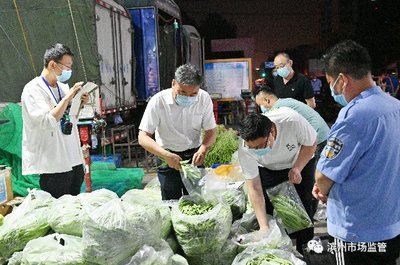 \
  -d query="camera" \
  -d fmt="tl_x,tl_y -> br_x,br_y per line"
60,113 -> 73,135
